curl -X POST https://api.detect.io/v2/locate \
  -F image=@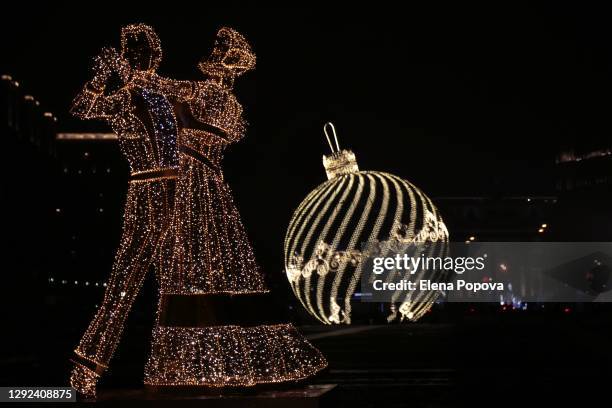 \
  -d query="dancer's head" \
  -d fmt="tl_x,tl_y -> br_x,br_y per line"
120,24 -> 162,72
198,27 -> 255,82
